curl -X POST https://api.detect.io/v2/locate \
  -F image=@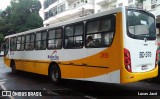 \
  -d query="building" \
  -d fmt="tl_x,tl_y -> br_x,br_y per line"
94,0 -> 117,13
42,0 -> 94,26
143,0 -> 160,42
41,0 -> 160,34
94,0 -> 144,12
